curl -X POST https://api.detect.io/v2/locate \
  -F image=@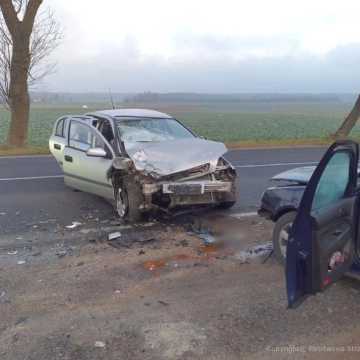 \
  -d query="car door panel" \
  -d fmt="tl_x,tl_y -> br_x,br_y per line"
286,141 -> 359,308
63,147 -> 114,199
63,120 -> 114,200
312,198 -> 355,289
